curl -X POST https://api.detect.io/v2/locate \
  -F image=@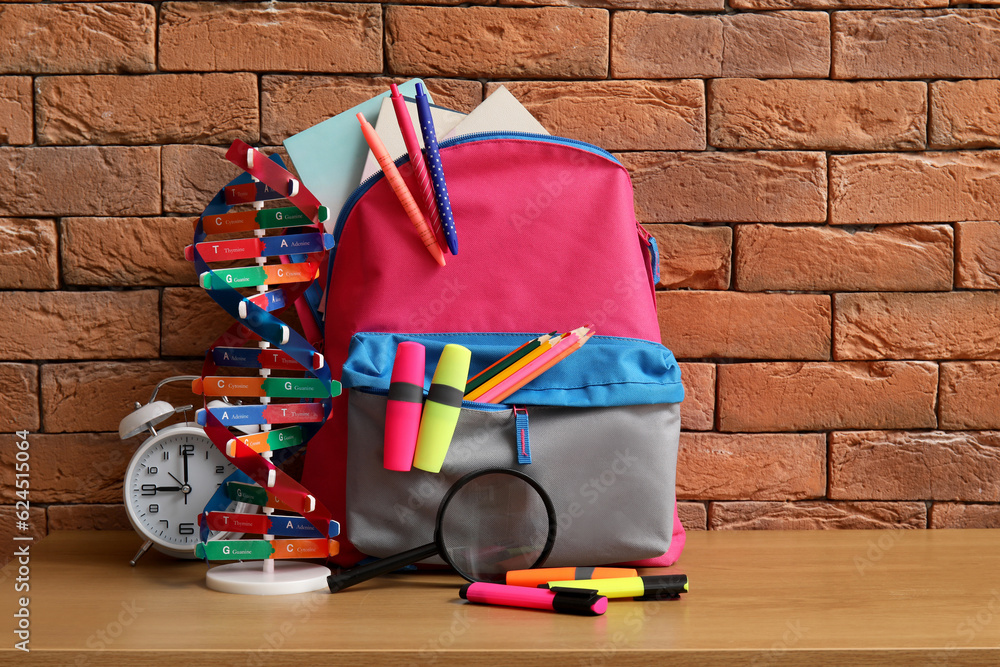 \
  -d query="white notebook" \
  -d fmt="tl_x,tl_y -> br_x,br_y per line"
444,86 -> 549,140
360,97 -> 466,183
